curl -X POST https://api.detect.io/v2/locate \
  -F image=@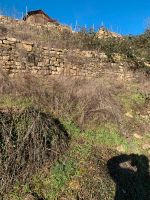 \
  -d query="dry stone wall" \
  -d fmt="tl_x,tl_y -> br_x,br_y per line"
0,37 -> 132,78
